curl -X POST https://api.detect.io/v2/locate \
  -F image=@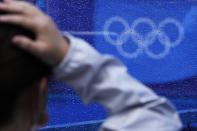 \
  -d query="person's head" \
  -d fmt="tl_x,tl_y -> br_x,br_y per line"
0,11 -> 52,131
